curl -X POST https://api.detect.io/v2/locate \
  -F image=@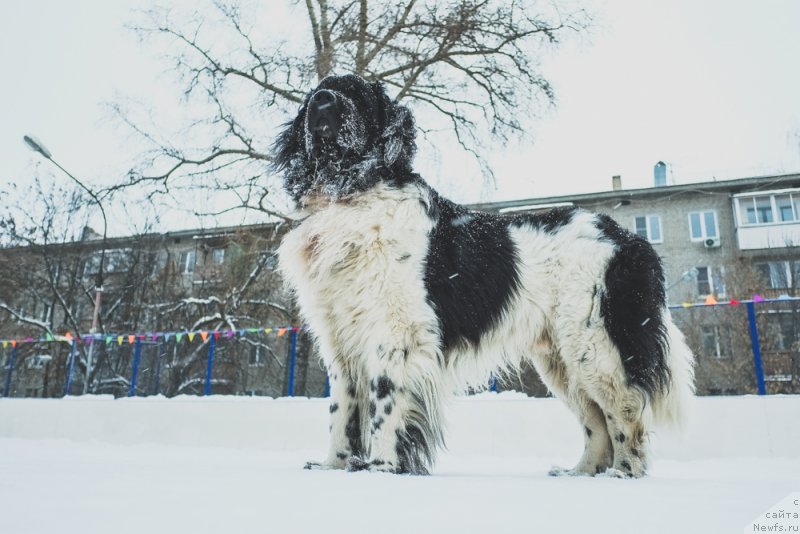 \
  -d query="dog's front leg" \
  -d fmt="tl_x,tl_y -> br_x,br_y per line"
346,344 -> 444,475
305,361 -> 365,470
